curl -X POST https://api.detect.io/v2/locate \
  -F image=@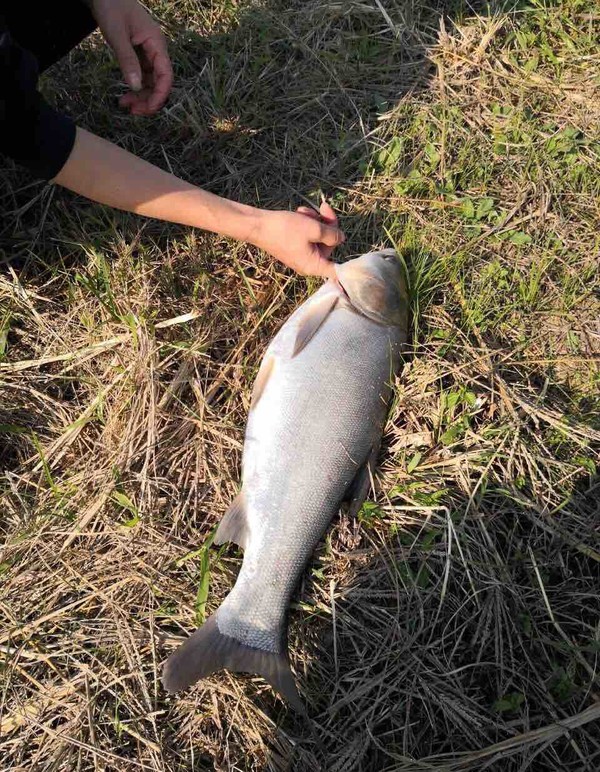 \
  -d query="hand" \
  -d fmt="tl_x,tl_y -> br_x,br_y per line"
250,201 -> 345,279
91,0 -> 173,115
